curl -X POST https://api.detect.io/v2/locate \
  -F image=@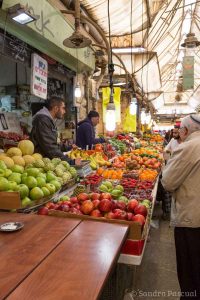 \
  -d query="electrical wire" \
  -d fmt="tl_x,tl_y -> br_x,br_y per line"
107,0 -> 113,65
130,0 -> 134,77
